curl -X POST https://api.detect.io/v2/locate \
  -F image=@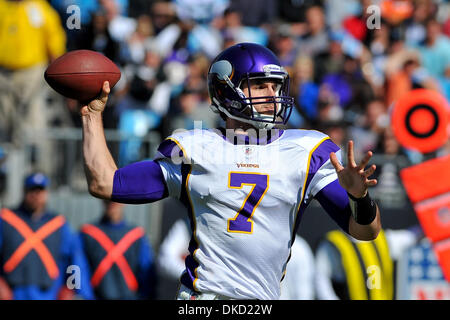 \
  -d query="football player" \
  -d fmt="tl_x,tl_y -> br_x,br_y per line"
80,43 -> 381,300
